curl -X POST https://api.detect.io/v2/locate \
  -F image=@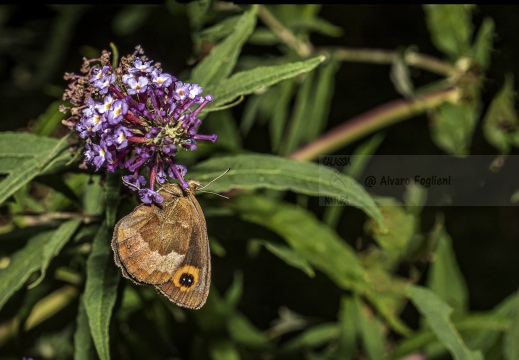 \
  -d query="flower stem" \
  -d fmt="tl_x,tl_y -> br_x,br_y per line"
288,87 -> 459,161
325,47 -> 458,77
128,136 -> 147,143
258,5 -> 313,58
